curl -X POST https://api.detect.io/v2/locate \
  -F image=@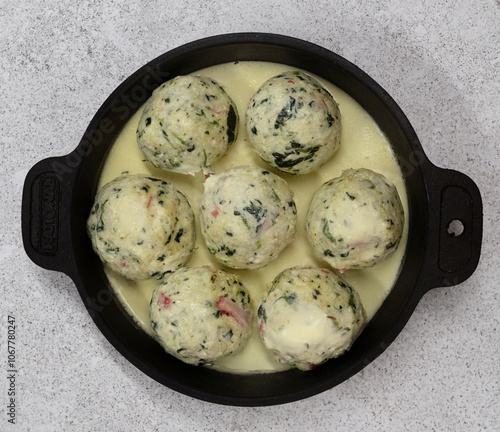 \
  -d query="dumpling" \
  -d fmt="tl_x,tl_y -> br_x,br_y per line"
306,168 -> 404,271
137,75 -> 238,175
199,165 -> 297,269
87,174 -> 195,279
246,71 -> 341,174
